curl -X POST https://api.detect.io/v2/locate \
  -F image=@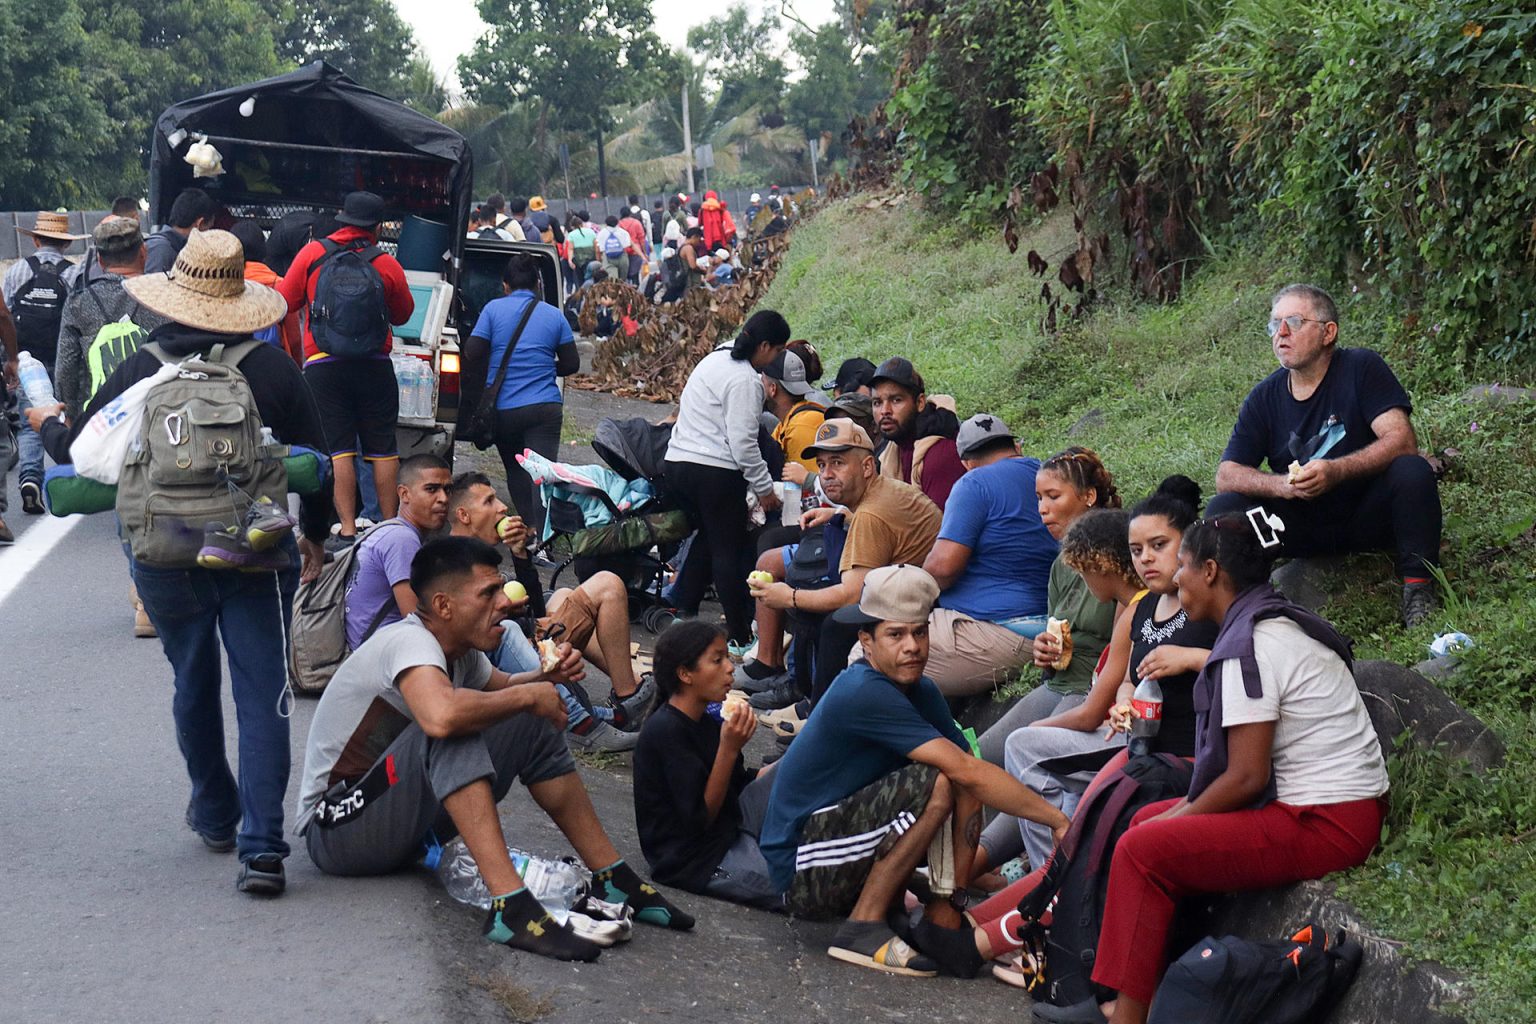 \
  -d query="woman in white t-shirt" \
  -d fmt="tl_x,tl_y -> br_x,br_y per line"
1088,510 -> 1389,1024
